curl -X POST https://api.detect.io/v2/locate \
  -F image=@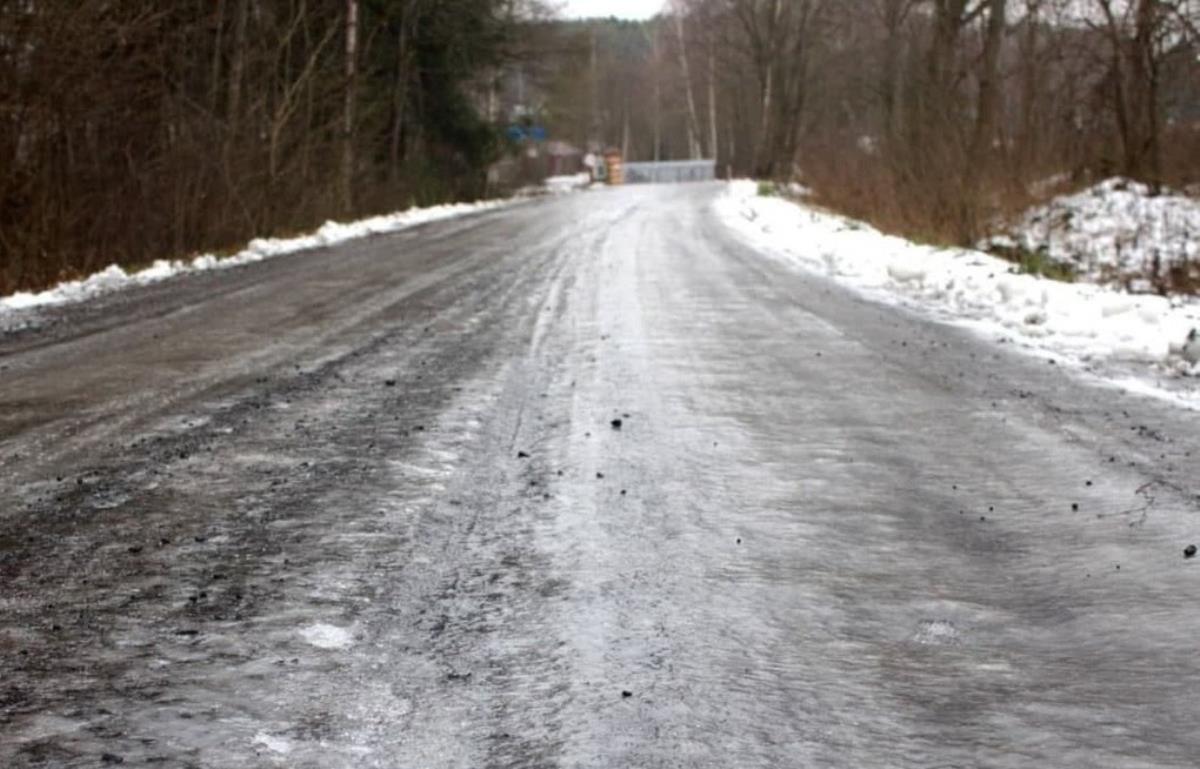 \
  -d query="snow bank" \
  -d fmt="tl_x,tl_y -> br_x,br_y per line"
984,178 -> 1200,288
0,199 -> 510,316
516,173 -> 594,198
717,180 -> 1200,406
544,173 -> 593,194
